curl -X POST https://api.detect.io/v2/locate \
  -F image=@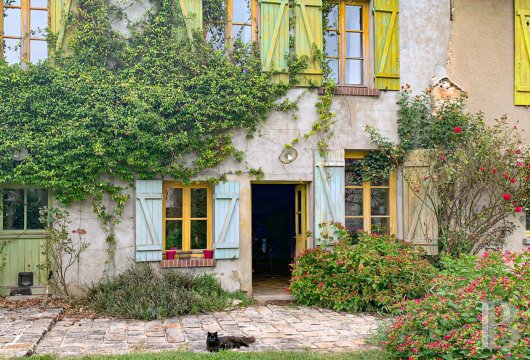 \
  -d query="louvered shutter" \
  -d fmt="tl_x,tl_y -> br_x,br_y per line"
51,0 -> 75,51
259,0 -> 289,84
515,0 -> 530,105
314,149 -> 345,242
176,0 -> 203,40
294,0 -> 323,86
214,181 -> 240,259
374,0 -> 400,90
402,150 -> 438,255
135,180 -> 163,262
